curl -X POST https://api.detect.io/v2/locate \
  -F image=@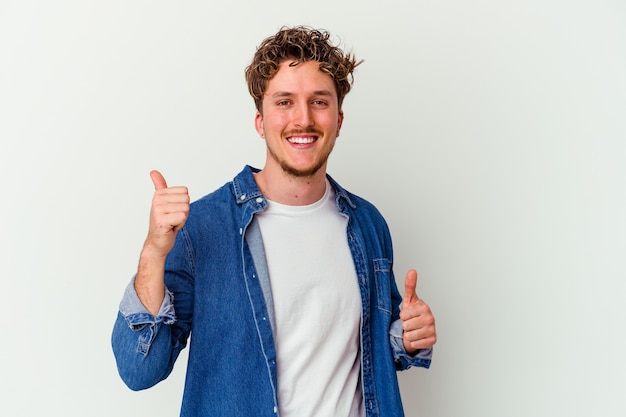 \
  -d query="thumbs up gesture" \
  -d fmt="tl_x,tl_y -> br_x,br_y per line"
144,170 -> 190,257
400,269 -> 437,354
